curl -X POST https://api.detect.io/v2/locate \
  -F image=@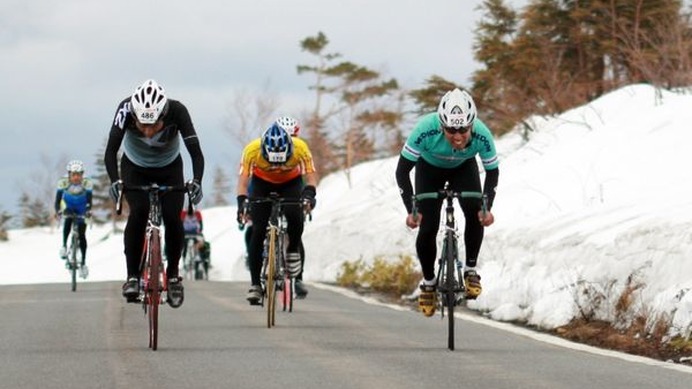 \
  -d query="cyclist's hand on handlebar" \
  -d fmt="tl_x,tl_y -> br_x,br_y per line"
109,180 -> 122,202
301,185 -> 317,211
236,195 -> 248,225
406,213 -> 422,229
186,179 -> 203,205
478,210 -> 494,227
